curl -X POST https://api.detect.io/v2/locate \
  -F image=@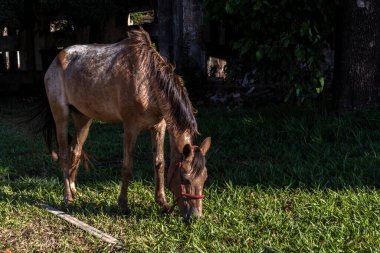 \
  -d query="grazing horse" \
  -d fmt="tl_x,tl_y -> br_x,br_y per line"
37,28 -> 211,220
